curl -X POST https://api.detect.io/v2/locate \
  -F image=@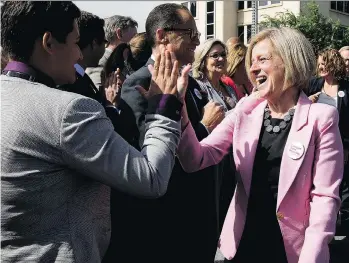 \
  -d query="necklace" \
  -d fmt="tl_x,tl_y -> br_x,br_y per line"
263,105 -> 296,133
